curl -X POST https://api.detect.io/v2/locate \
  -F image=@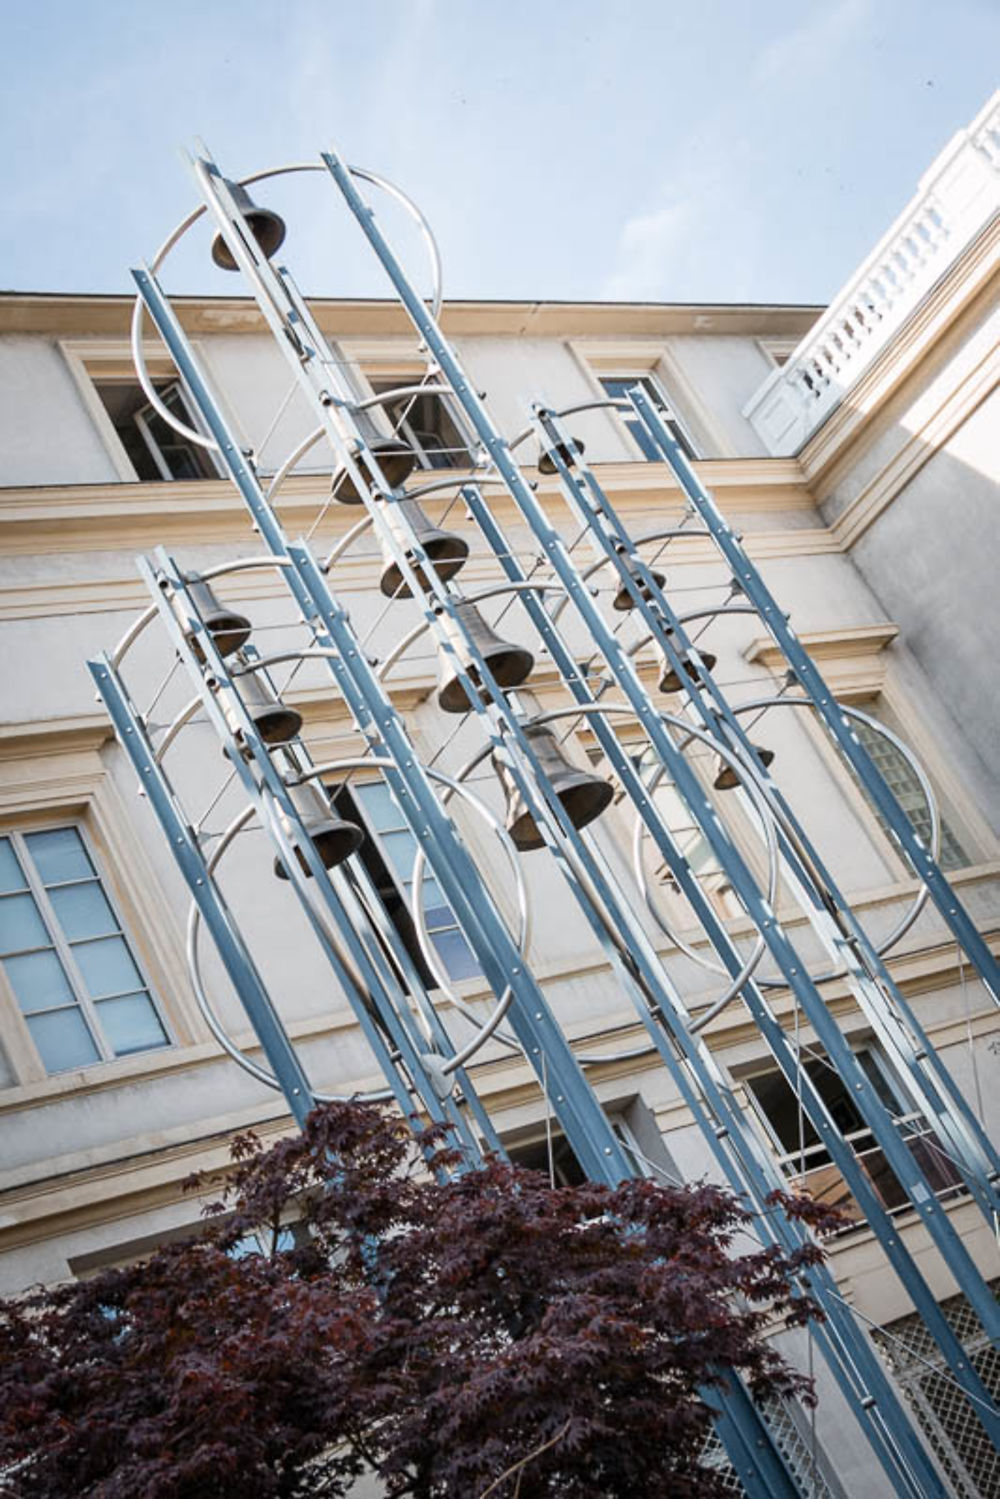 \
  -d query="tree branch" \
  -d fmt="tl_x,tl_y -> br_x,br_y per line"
476,1420 -> 572,1499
